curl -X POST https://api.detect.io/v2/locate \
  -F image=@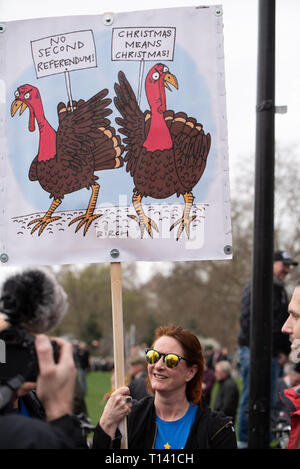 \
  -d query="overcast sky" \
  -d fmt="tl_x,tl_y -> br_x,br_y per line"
1,0 -> 299,281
